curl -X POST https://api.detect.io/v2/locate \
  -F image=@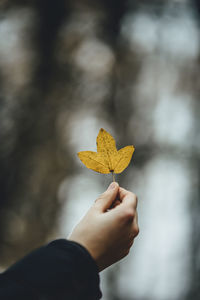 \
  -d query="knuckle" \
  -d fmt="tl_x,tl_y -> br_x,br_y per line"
127,191 -> 136,198
125,192 -> 138,209
126,191 -> 134,198
122,209 -> 135,221
130,193 -> 138,206
134,225 -> 140,236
